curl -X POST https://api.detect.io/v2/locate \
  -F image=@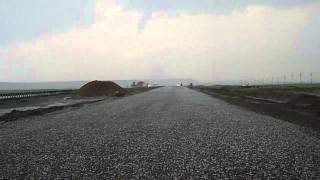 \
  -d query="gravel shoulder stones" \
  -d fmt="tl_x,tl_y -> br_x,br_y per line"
0,87 -> 320,179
